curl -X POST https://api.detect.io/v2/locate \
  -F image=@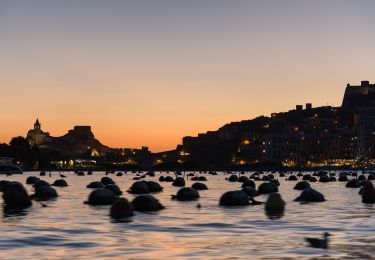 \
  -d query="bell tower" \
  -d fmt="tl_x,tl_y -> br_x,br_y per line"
34,119 -> 41,131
